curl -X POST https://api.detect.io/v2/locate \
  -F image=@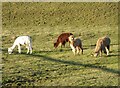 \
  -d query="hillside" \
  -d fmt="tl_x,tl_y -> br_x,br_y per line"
2,2 -> 118,45
2,2 -> 118,27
